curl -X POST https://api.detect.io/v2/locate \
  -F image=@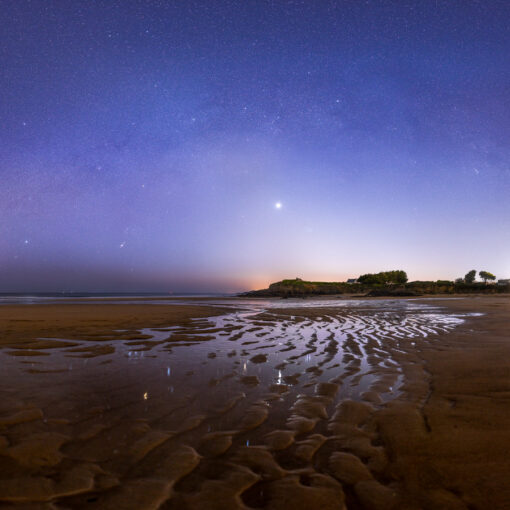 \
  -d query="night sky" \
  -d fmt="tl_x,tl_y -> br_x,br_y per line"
1,1 -> 509,293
